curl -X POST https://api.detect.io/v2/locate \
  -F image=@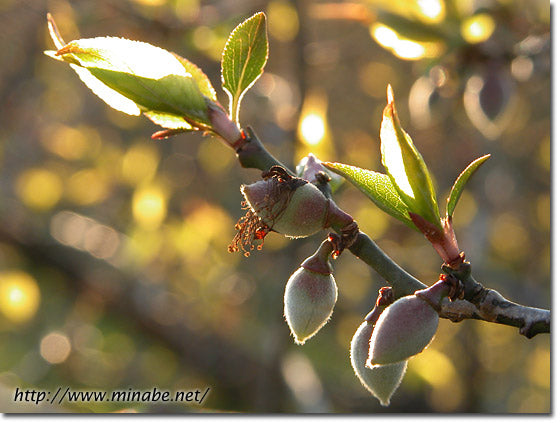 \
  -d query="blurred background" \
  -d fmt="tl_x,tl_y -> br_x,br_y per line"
0,0 -> 550,413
